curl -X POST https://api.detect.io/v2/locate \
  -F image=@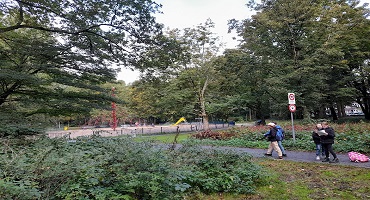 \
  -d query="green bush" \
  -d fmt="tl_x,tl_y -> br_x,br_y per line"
0,125 -> 43,137
0,136 -> 266,199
